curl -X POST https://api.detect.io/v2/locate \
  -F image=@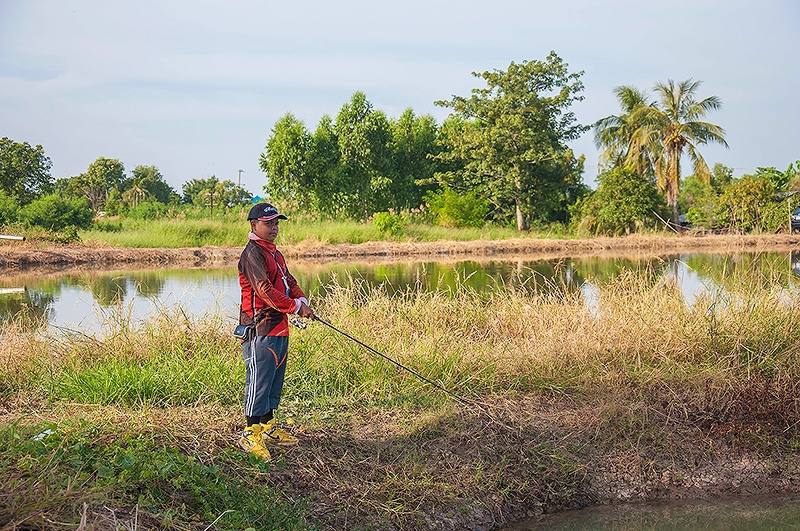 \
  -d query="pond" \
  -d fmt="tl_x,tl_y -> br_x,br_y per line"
2,250 -> 800,334
504,495 -> 800,530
